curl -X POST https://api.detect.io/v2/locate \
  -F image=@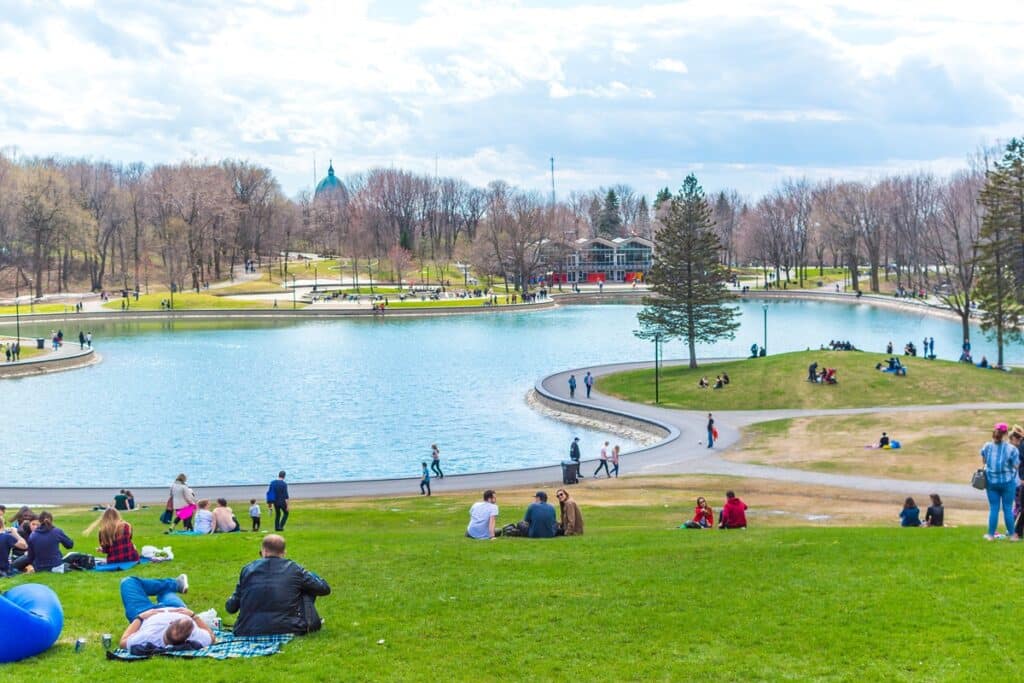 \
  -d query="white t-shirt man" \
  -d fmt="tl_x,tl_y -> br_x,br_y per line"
466,501 -> 499,539
125,610 -> 213,650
